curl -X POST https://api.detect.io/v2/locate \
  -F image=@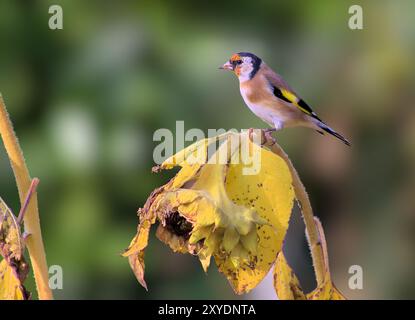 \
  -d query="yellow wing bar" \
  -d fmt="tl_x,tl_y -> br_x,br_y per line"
273,86 -> 320,120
